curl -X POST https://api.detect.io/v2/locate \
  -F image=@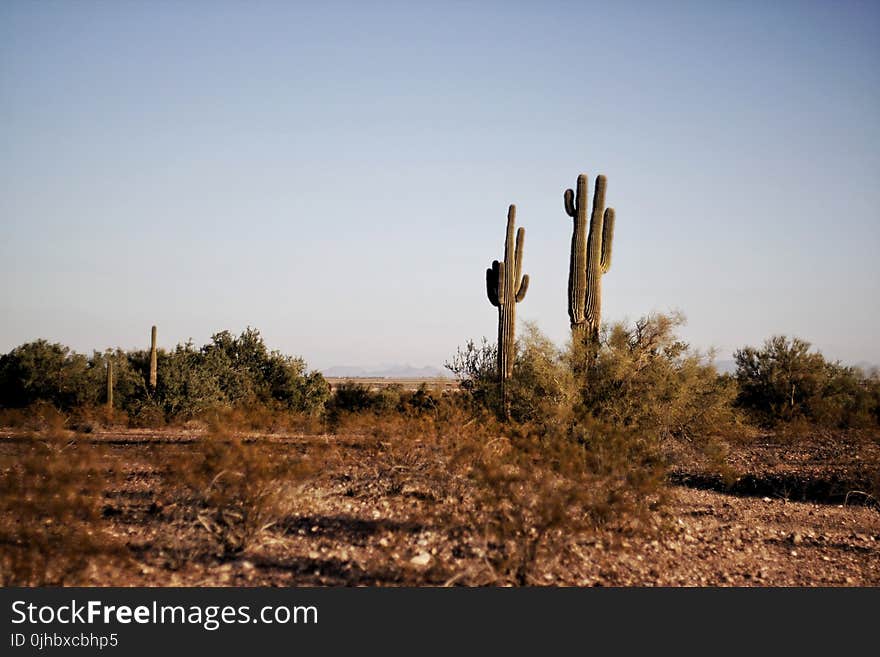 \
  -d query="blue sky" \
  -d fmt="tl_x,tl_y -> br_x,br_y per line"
2,1 -> 878,370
